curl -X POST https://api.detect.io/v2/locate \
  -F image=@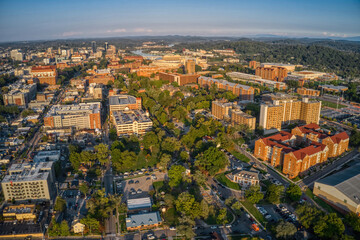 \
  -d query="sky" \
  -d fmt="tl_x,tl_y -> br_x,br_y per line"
0,0 -> 359,42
